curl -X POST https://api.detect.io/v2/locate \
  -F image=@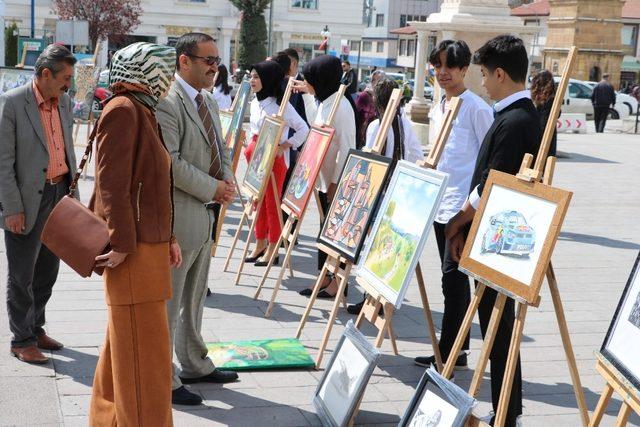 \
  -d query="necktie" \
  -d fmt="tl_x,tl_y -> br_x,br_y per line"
195,93 -> 224,180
